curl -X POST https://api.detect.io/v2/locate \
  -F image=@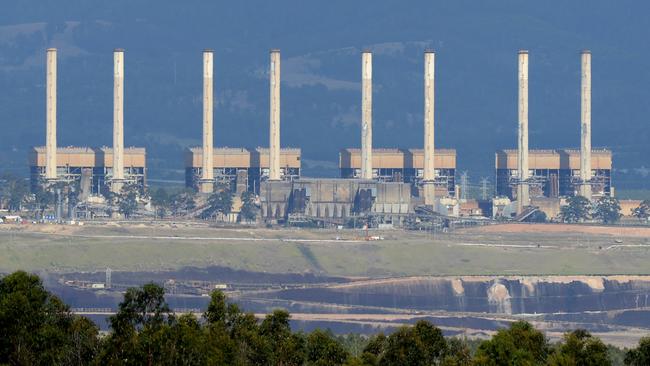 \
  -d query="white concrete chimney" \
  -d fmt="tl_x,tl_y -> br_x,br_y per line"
45,48 -> 58,180
269,49 -> 281,181
112,49 -> 125,193
200,49 -> 215,193
579,50 -> 592,199
423,50 -> 436,205
517,50 -> 530,214
361,50 -> 373,180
